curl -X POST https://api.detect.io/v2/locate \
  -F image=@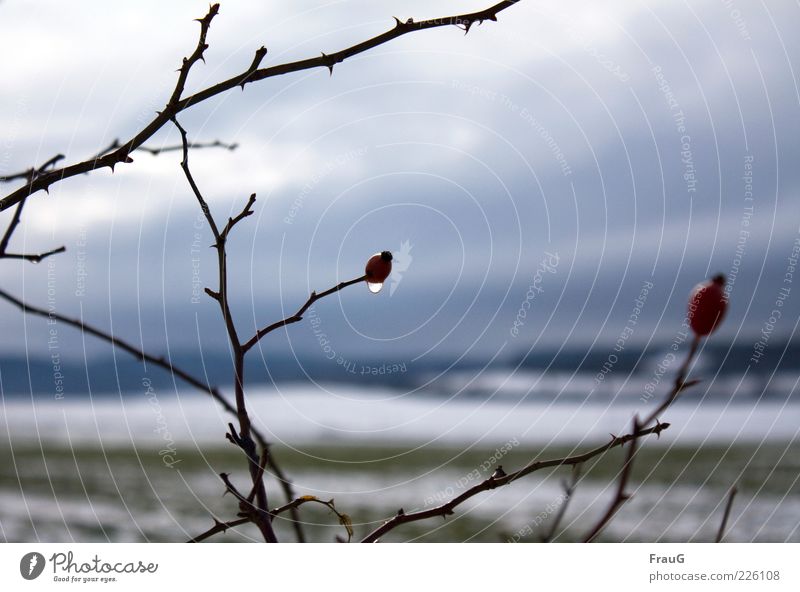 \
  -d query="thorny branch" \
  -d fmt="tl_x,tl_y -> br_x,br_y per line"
0,0 -> 523,212
188,518 -> 250,543
640,334 -> 701,428
580,333 -> 702,542
90,138 -> 237,161
189,494 -> 354,543
360,422 -> 670,543
362,329 -> 704,543
0,141 -> 235,185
